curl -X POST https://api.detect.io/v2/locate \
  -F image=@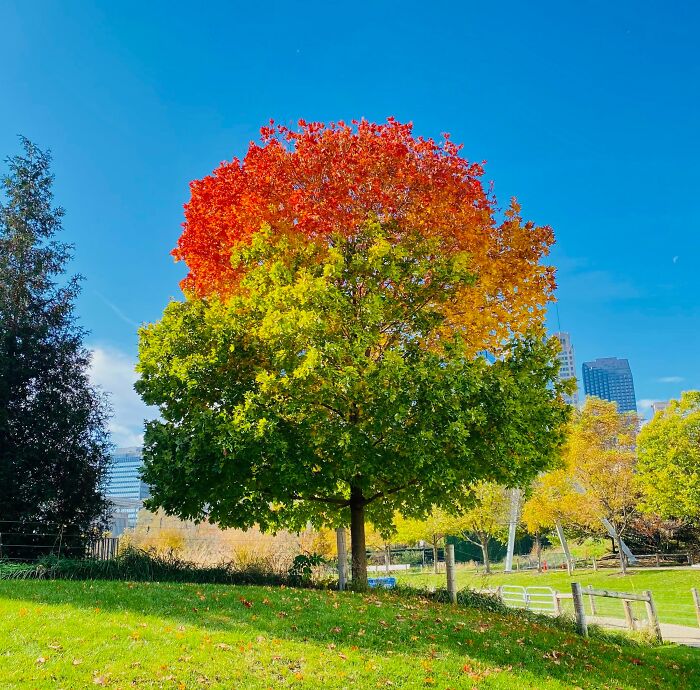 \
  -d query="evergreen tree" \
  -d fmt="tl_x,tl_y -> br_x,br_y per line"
0,138 -> 111,560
